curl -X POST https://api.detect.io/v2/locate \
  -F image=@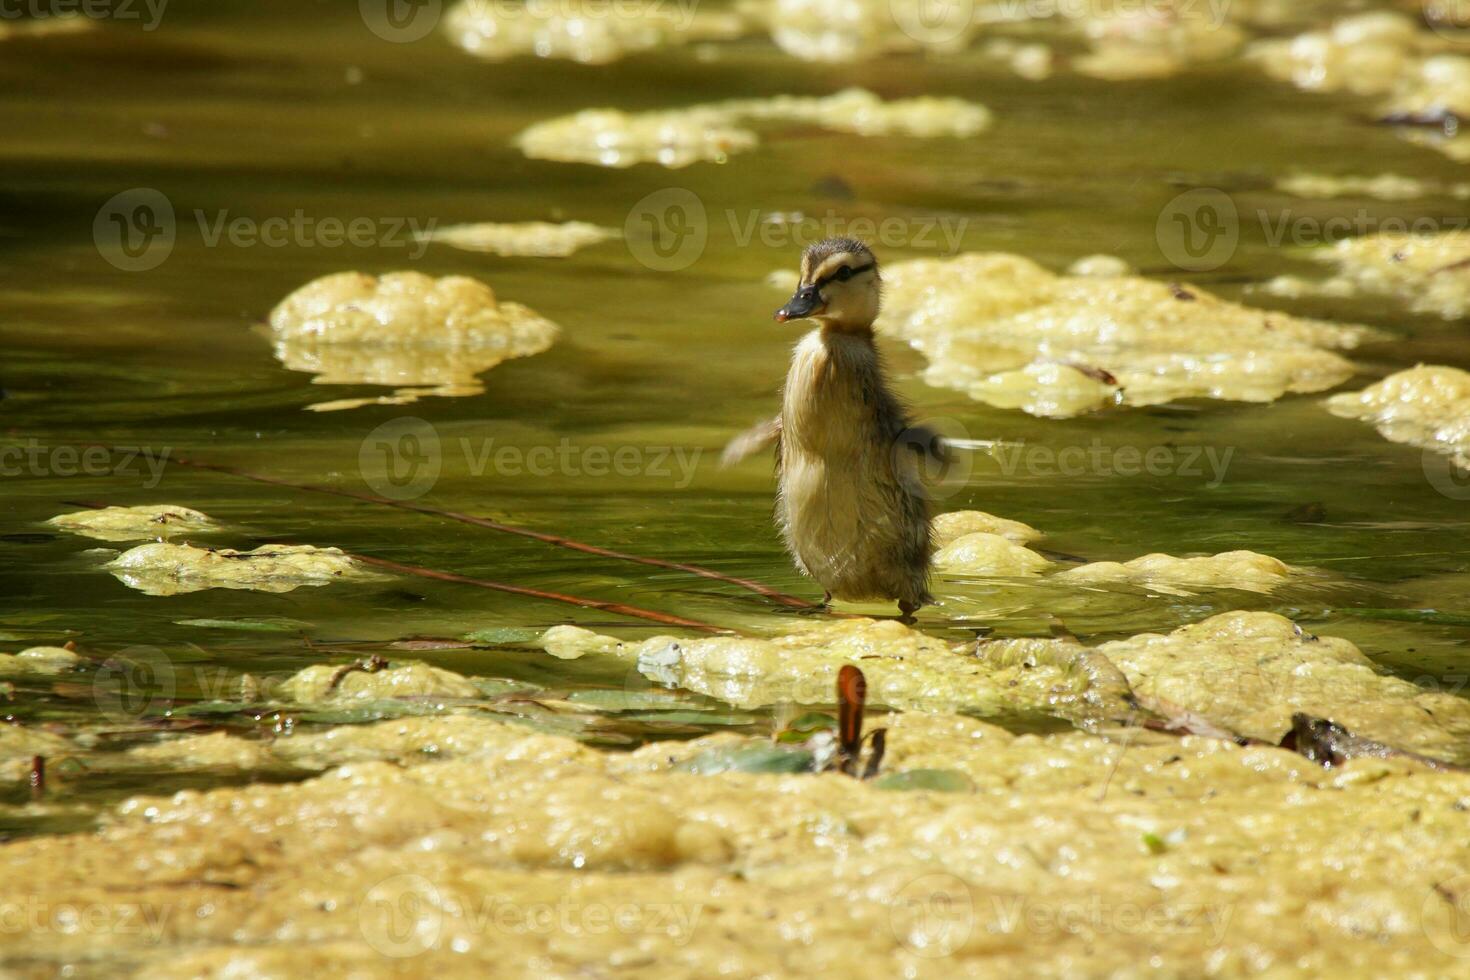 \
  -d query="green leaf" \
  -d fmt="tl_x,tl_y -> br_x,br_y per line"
1142,832 -> 1168,855
462,627 -> 541,645
170,700 -> 273,718
175,617 -> 312,633
776,712 -> 836,742
623,710 -> 758,727
568,689 -> 698,712
296,700 -> 431,724
1337,608 -> 1470,627
680,745 -> 815,775
0,629 -> 79,641
873,769 -> 974,793
473,678 -> 540,698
